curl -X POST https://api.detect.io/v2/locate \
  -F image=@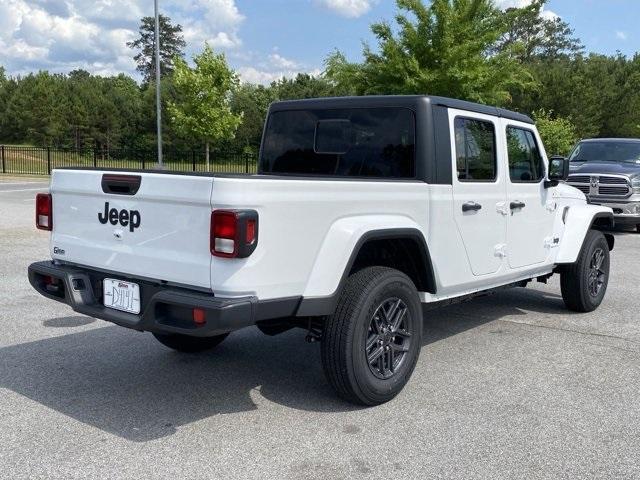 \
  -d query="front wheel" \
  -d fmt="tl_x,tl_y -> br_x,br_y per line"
152,332 -> 229,353
321,267 -> 422,406
560,230 -> 610,312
